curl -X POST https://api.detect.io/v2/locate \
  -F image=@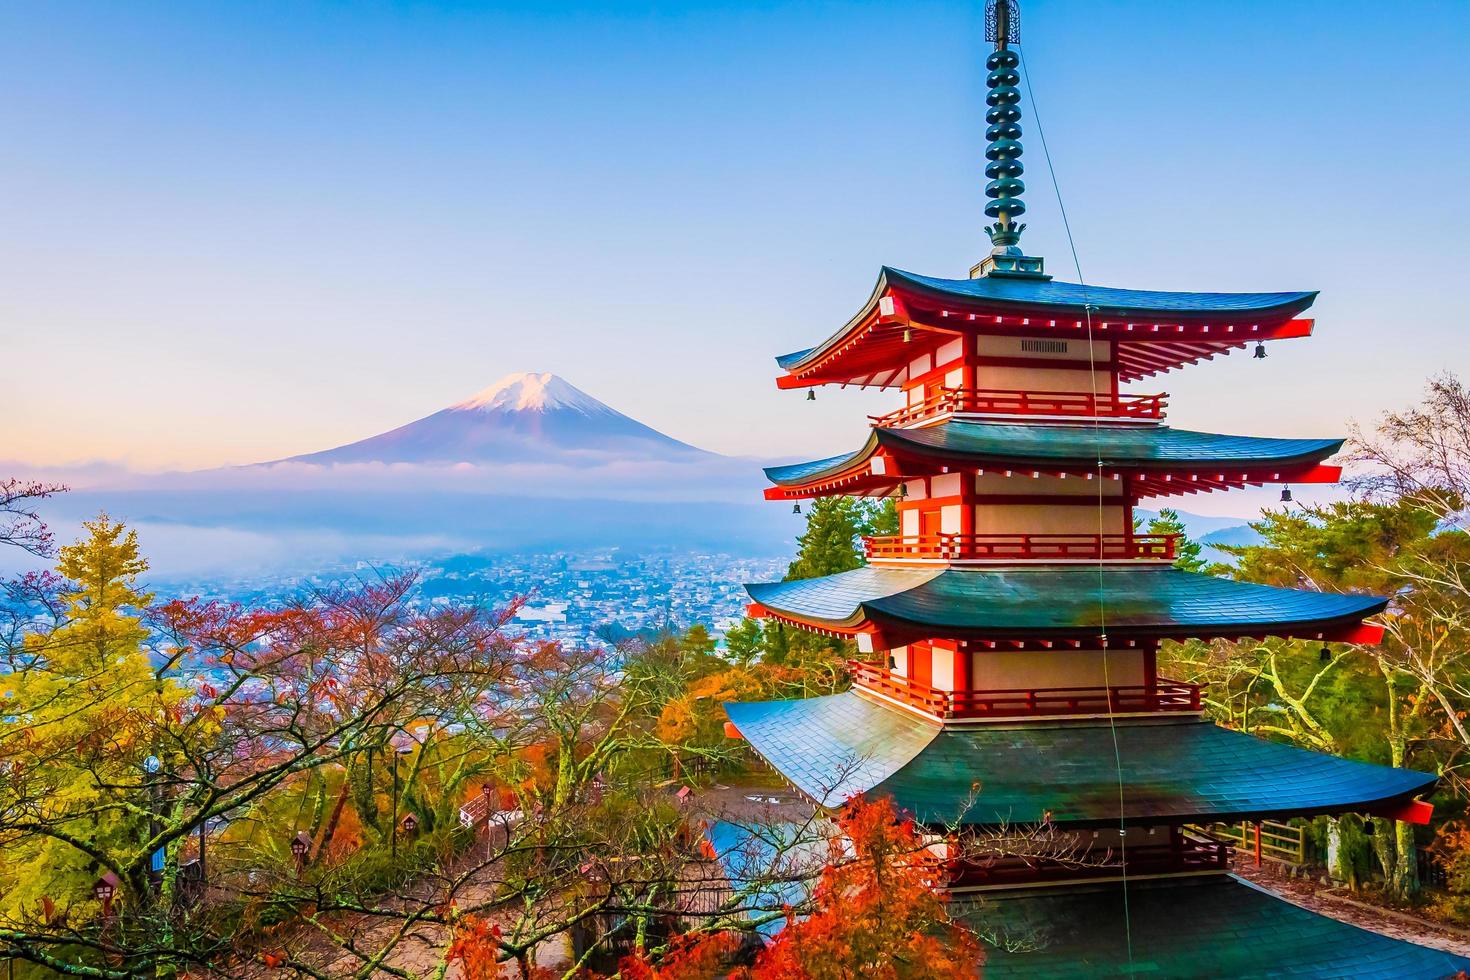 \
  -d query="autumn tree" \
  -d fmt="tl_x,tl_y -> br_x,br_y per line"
0,517 -> 540,976
1349,370 -> 1470,528
1,516 -> 983,977
0,515 -> 189,951
741,795 -> 981,979
0,477 -> 66,556
617,795 -> 983,980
